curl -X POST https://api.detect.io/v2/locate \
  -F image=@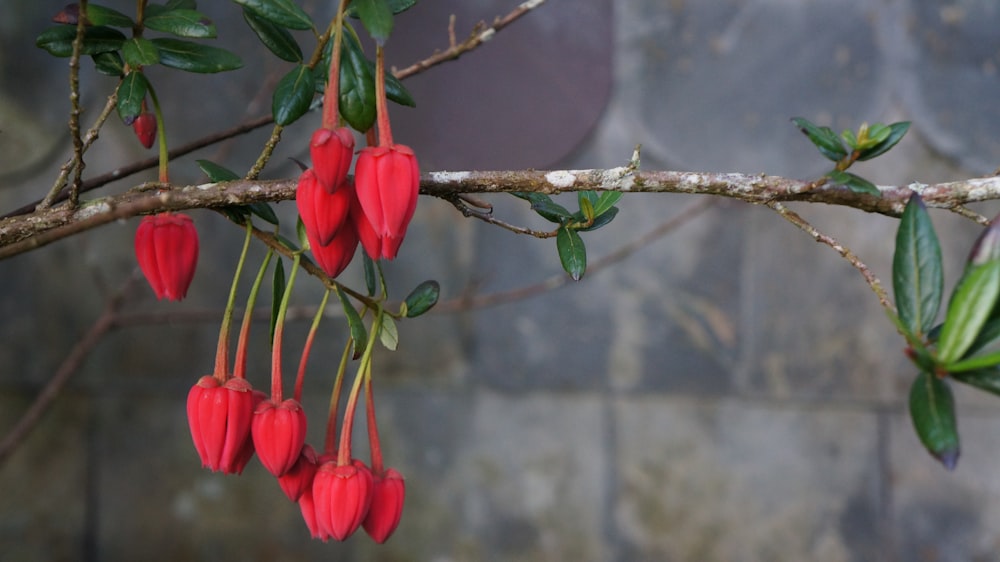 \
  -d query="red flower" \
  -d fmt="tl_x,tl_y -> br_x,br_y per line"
186,376 -> 256,474
312,460 -> 374,541
310,127 -> 355,193
278,444 -> 319,502
297,488 -> 327,540
132,112 -> 157,149
135,212 -> 199,301
363,467 -> 405,543
296,169 -> 352,246
307,205 -> 360,279
351,185 -> 381,260
251,398 -> 307,477
354,144 -> 419,260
